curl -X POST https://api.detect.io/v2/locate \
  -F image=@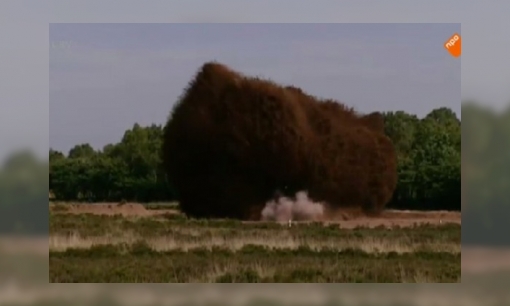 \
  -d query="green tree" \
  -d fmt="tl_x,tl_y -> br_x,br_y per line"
49,148 -> 65,162
50,123 -> 176,202
106,123 -> 170,201
68,143 -> 97,159
382,111 -> 420,209
411,115 -> 460,210
383,108 -> 460,211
